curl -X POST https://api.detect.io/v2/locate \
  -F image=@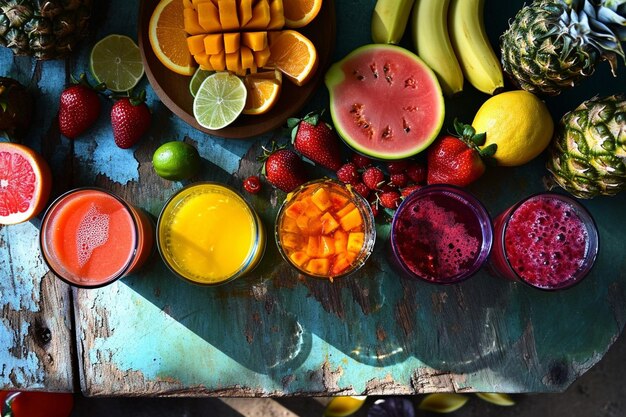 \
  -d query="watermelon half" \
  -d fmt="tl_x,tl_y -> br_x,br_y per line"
325,44 -> 444,160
